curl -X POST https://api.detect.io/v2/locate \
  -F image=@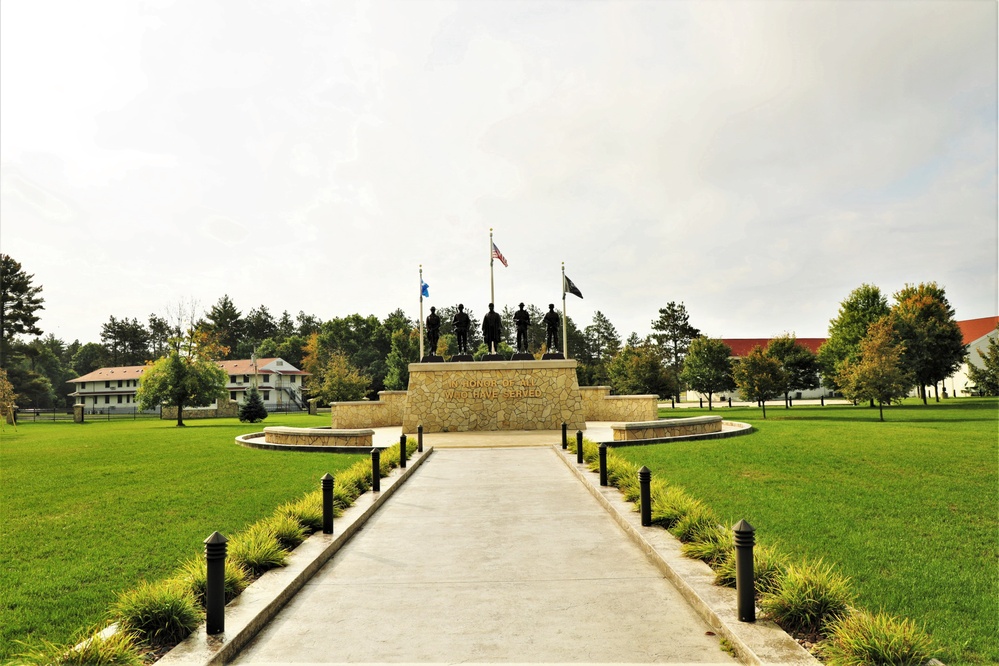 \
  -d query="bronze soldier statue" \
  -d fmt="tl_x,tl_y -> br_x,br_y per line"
452,304 -> 471,354
513,302 -> 530,353
543,303 -> 560,352
425,306 -> 441,356
482,303 -> 502,354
